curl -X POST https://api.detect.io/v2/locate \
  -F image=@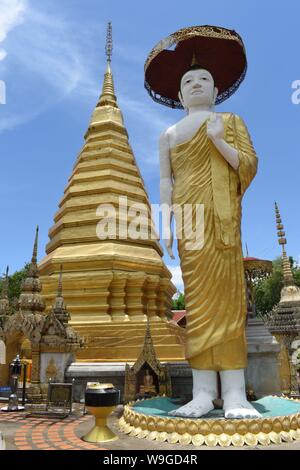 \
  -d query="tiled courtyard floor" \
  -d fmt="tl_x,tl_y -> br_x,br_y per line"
1,403 -> 300,451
